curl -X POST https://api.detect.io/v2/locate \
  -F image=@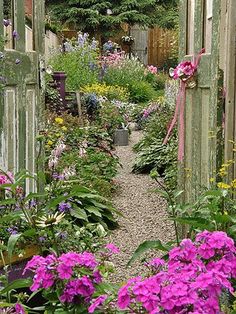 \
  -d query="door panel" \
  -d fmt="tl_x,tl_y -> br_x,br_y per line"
179,0 -> 222,200
0,0 -> 44,180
